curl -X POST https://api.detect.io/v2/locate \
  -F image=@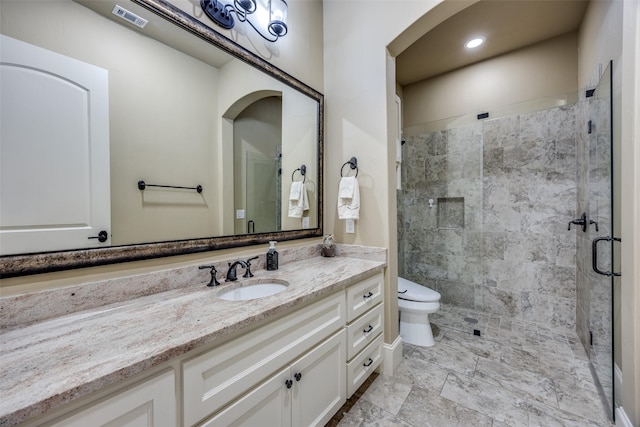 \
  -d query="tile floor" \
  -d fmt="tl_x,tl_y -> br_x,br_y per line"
332,304 -> 613,427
